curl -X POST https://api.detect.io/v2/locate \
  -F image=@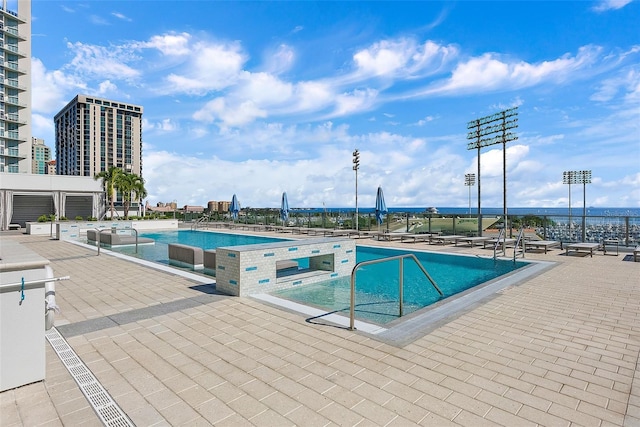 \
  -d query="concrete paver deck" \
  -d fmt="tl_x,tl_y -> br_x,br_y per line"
1,230 -> 639,426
